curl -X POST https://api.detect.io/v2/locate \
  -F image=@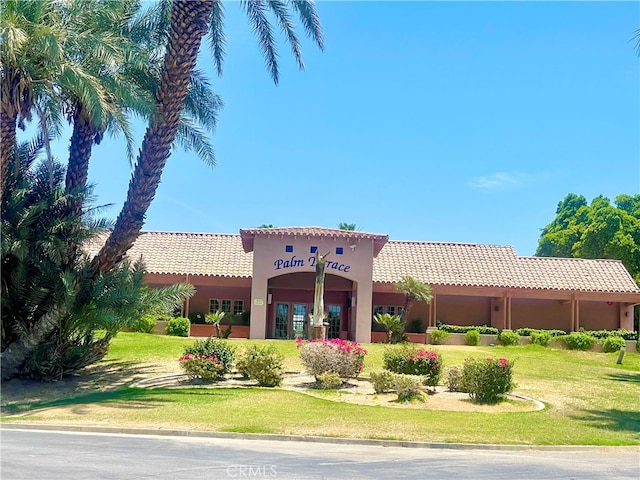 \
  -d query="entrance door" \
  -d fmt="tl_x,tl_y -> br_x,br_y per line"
292,304 -> 307,339
327,304 -> 341,339
275,303 -> 289,338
